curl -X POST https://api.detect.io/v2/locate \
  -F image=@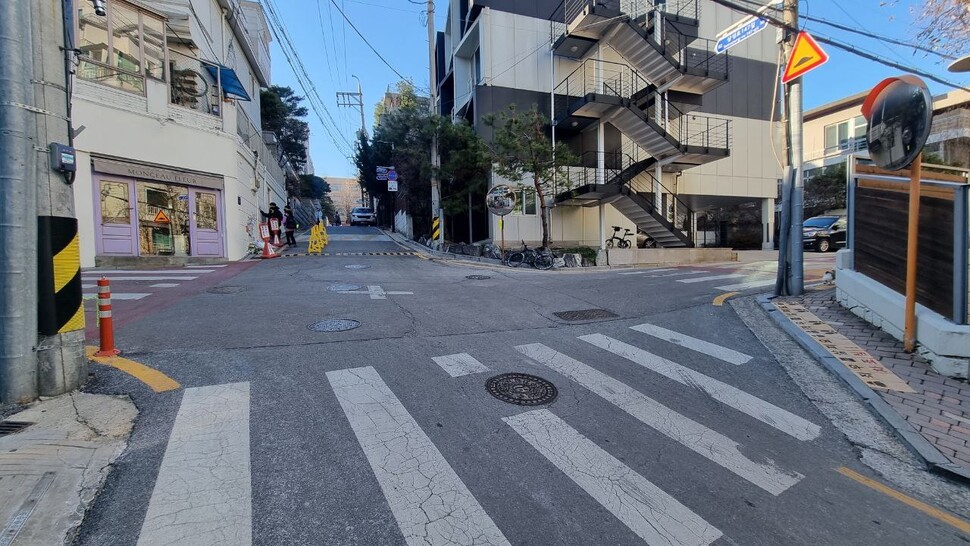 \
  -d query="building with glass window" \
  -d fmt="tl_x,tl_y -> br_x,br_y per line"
434,0 -> 782,249
70,0 -> 288,267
